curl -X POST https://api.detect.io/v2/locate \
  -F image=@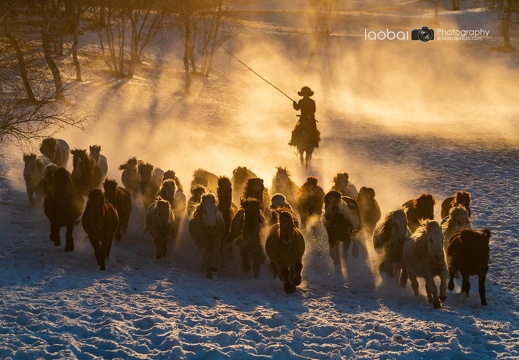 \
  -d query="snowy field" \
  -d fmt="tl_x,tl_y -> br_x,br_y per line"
1,1 -> 518,359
